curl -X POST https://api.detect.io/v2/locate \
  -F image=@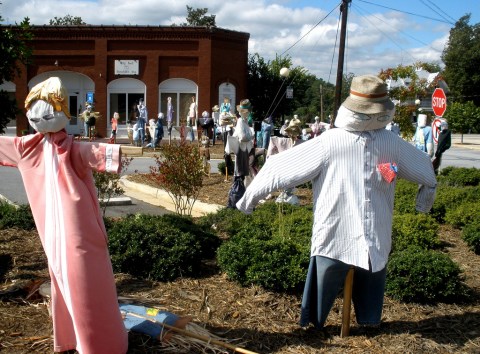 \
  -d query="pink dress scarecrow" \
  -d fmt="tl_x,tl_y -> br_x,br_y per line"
0,77 -> 128,353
